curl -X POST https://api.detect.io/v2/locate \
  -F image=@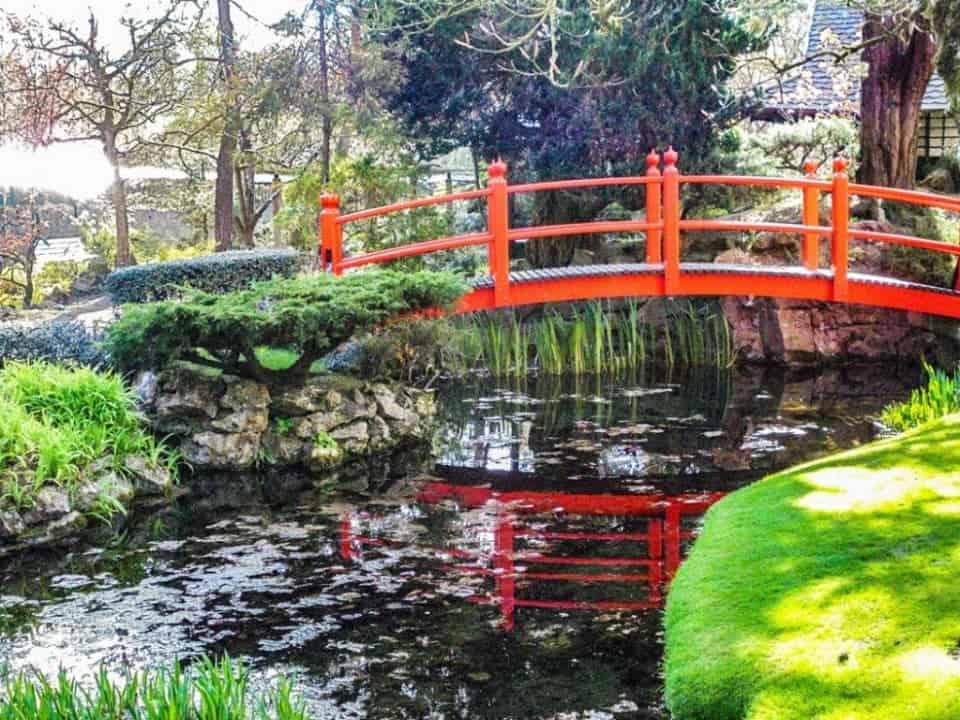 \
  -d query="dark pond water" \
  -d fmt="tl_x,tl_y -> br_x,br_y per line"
0,364 -> 922,719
